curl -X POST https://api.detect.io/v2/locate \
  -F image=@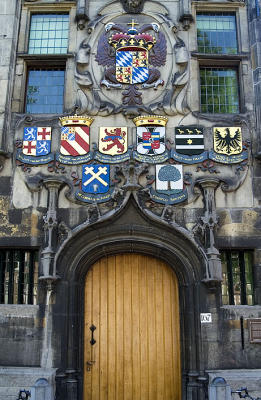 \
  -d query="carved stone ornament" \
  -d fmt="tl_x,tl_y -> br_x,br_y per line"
120,0 -> 146,13
75,1 -> 190,117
